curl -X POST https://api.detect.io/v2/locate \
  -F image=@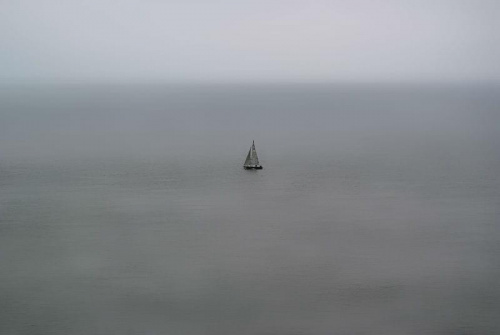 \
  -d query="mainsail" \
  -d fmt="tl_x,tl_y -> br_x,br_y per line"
244,141 -> 261,167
